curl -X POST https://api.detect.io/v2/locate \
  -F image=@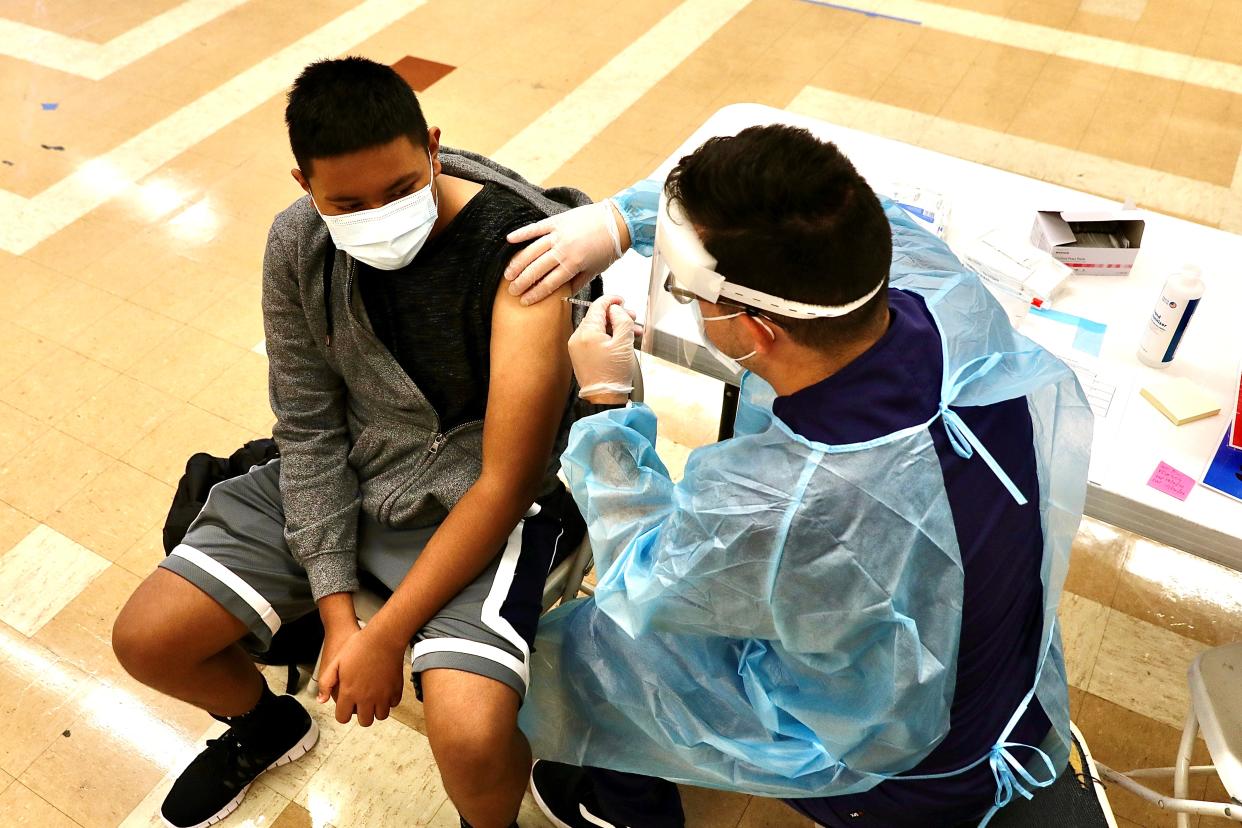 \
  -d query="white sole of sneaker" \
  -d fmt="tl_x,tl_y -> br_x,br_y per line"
161,719 -> 320,828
